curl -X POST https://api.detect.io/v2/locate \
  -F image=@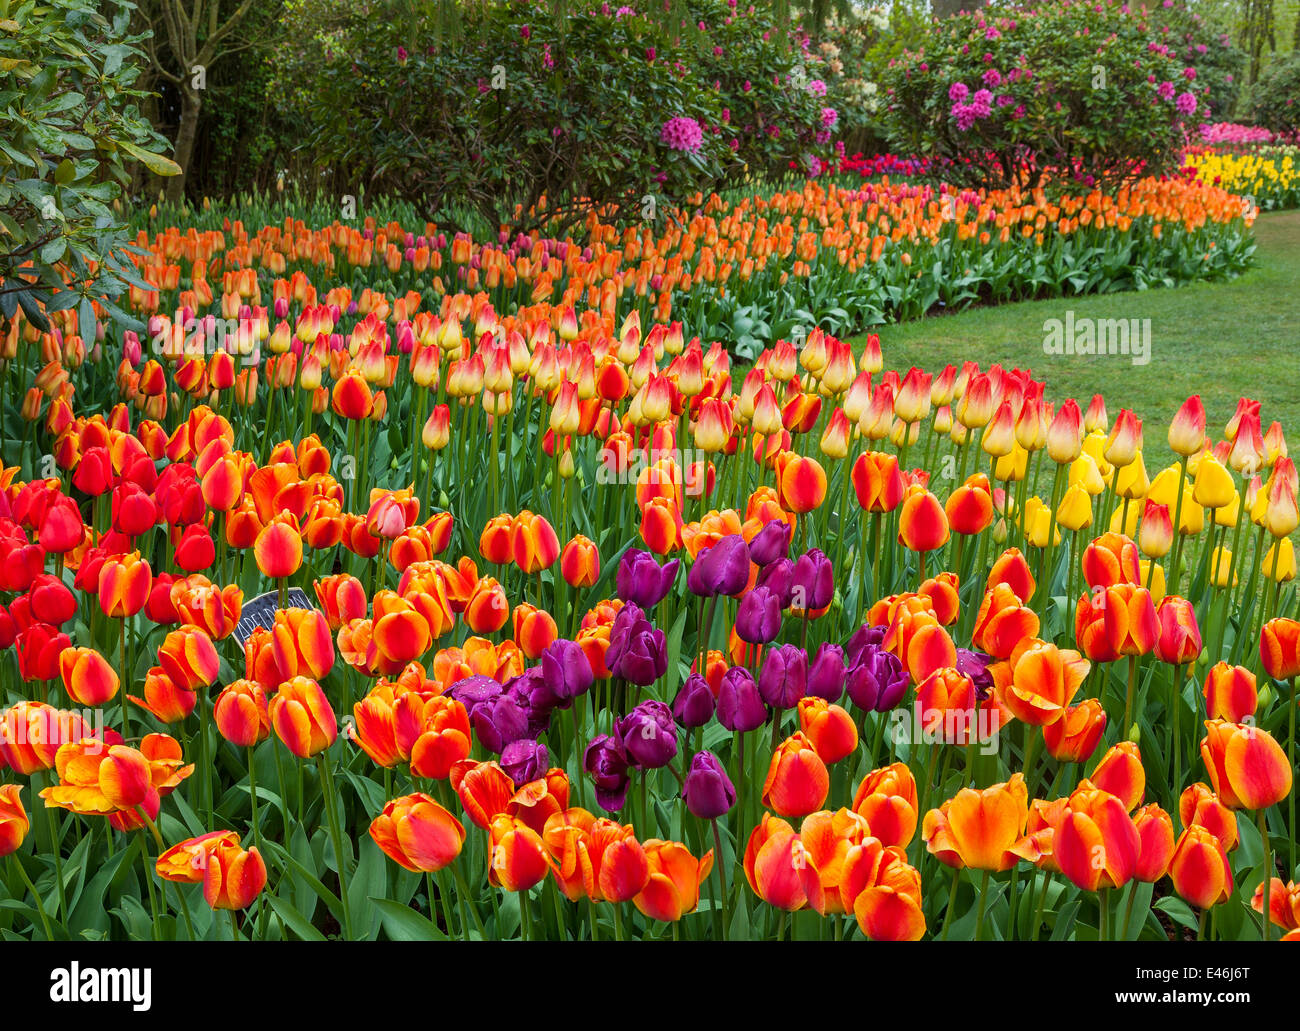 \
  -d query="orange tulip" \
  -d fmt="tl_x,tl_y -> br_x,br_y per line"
998,639 -> 1089,726
922,773 -> 1037,871
1178,782 -> 1239,851
1132,804 -> 1176,882
797,697 -> 858,764
776,453 -> 827,513
851,451 -> 905,513
58,647 -> 119,707
1251,878 -> 1300,931
761,732 -> 830,818
1260,618 -> 1300,681
633,840 -> 714,922
254,513 -> 303,578
511,511 -> 560,573
1169,825 -> 1233,909
744,813 -> 824,912
0,784 -> 29,857
313,574 -> 368,630
451,759 -> 515,829
897,485 -> 950,553
560,534 -> 600,588
465,576 -> 510,633
98,551 -> 151,618
269,677 -> 337,758
478,514 -> 514,564
972,582 -> 1040,659
369,793 -> 465,873
1081,532 -> 1141,588
579,819 -> 649,903
129,666 -> 198,724
1202,662 -> 1258,723
1042,698 -> 1106,762
1200,720 -> 1292,810
852,762 -> 919,849
156,832 -> 267,910
1090,742 -> 1145,811
987,547 -> 1036,603
1055,781 -> 1140,891
213,679 -> 271,747
157,625 -> 220,692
